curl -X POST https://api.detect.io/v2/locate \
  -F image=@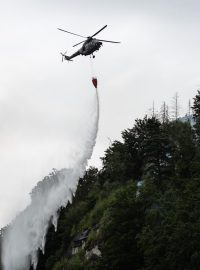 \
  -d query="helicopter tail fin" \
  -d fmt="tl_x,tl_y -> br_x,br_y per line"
60,52 -> 73,62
